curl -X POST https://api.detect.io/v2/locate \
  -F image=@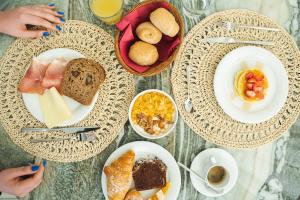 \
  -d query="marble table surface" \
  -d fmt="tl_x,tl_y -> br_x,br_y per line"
0,0 -> 300,200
